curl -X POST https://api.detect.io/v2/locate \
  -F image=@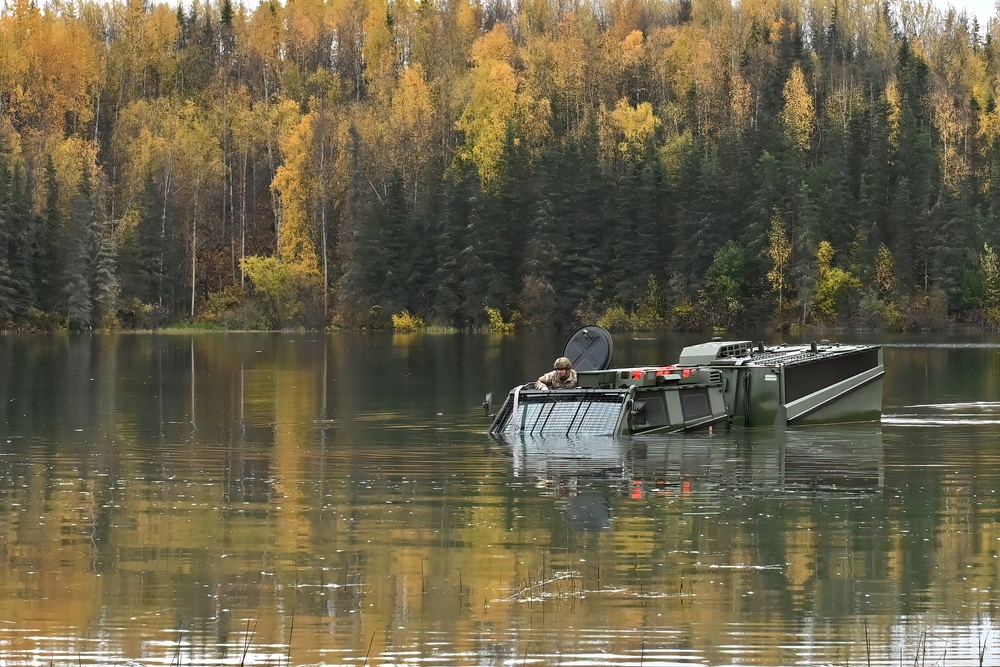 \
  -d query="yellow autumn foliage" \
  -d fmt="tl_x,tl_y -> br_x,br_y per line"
599,98 -> 661,161
781,64 -> 815,152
